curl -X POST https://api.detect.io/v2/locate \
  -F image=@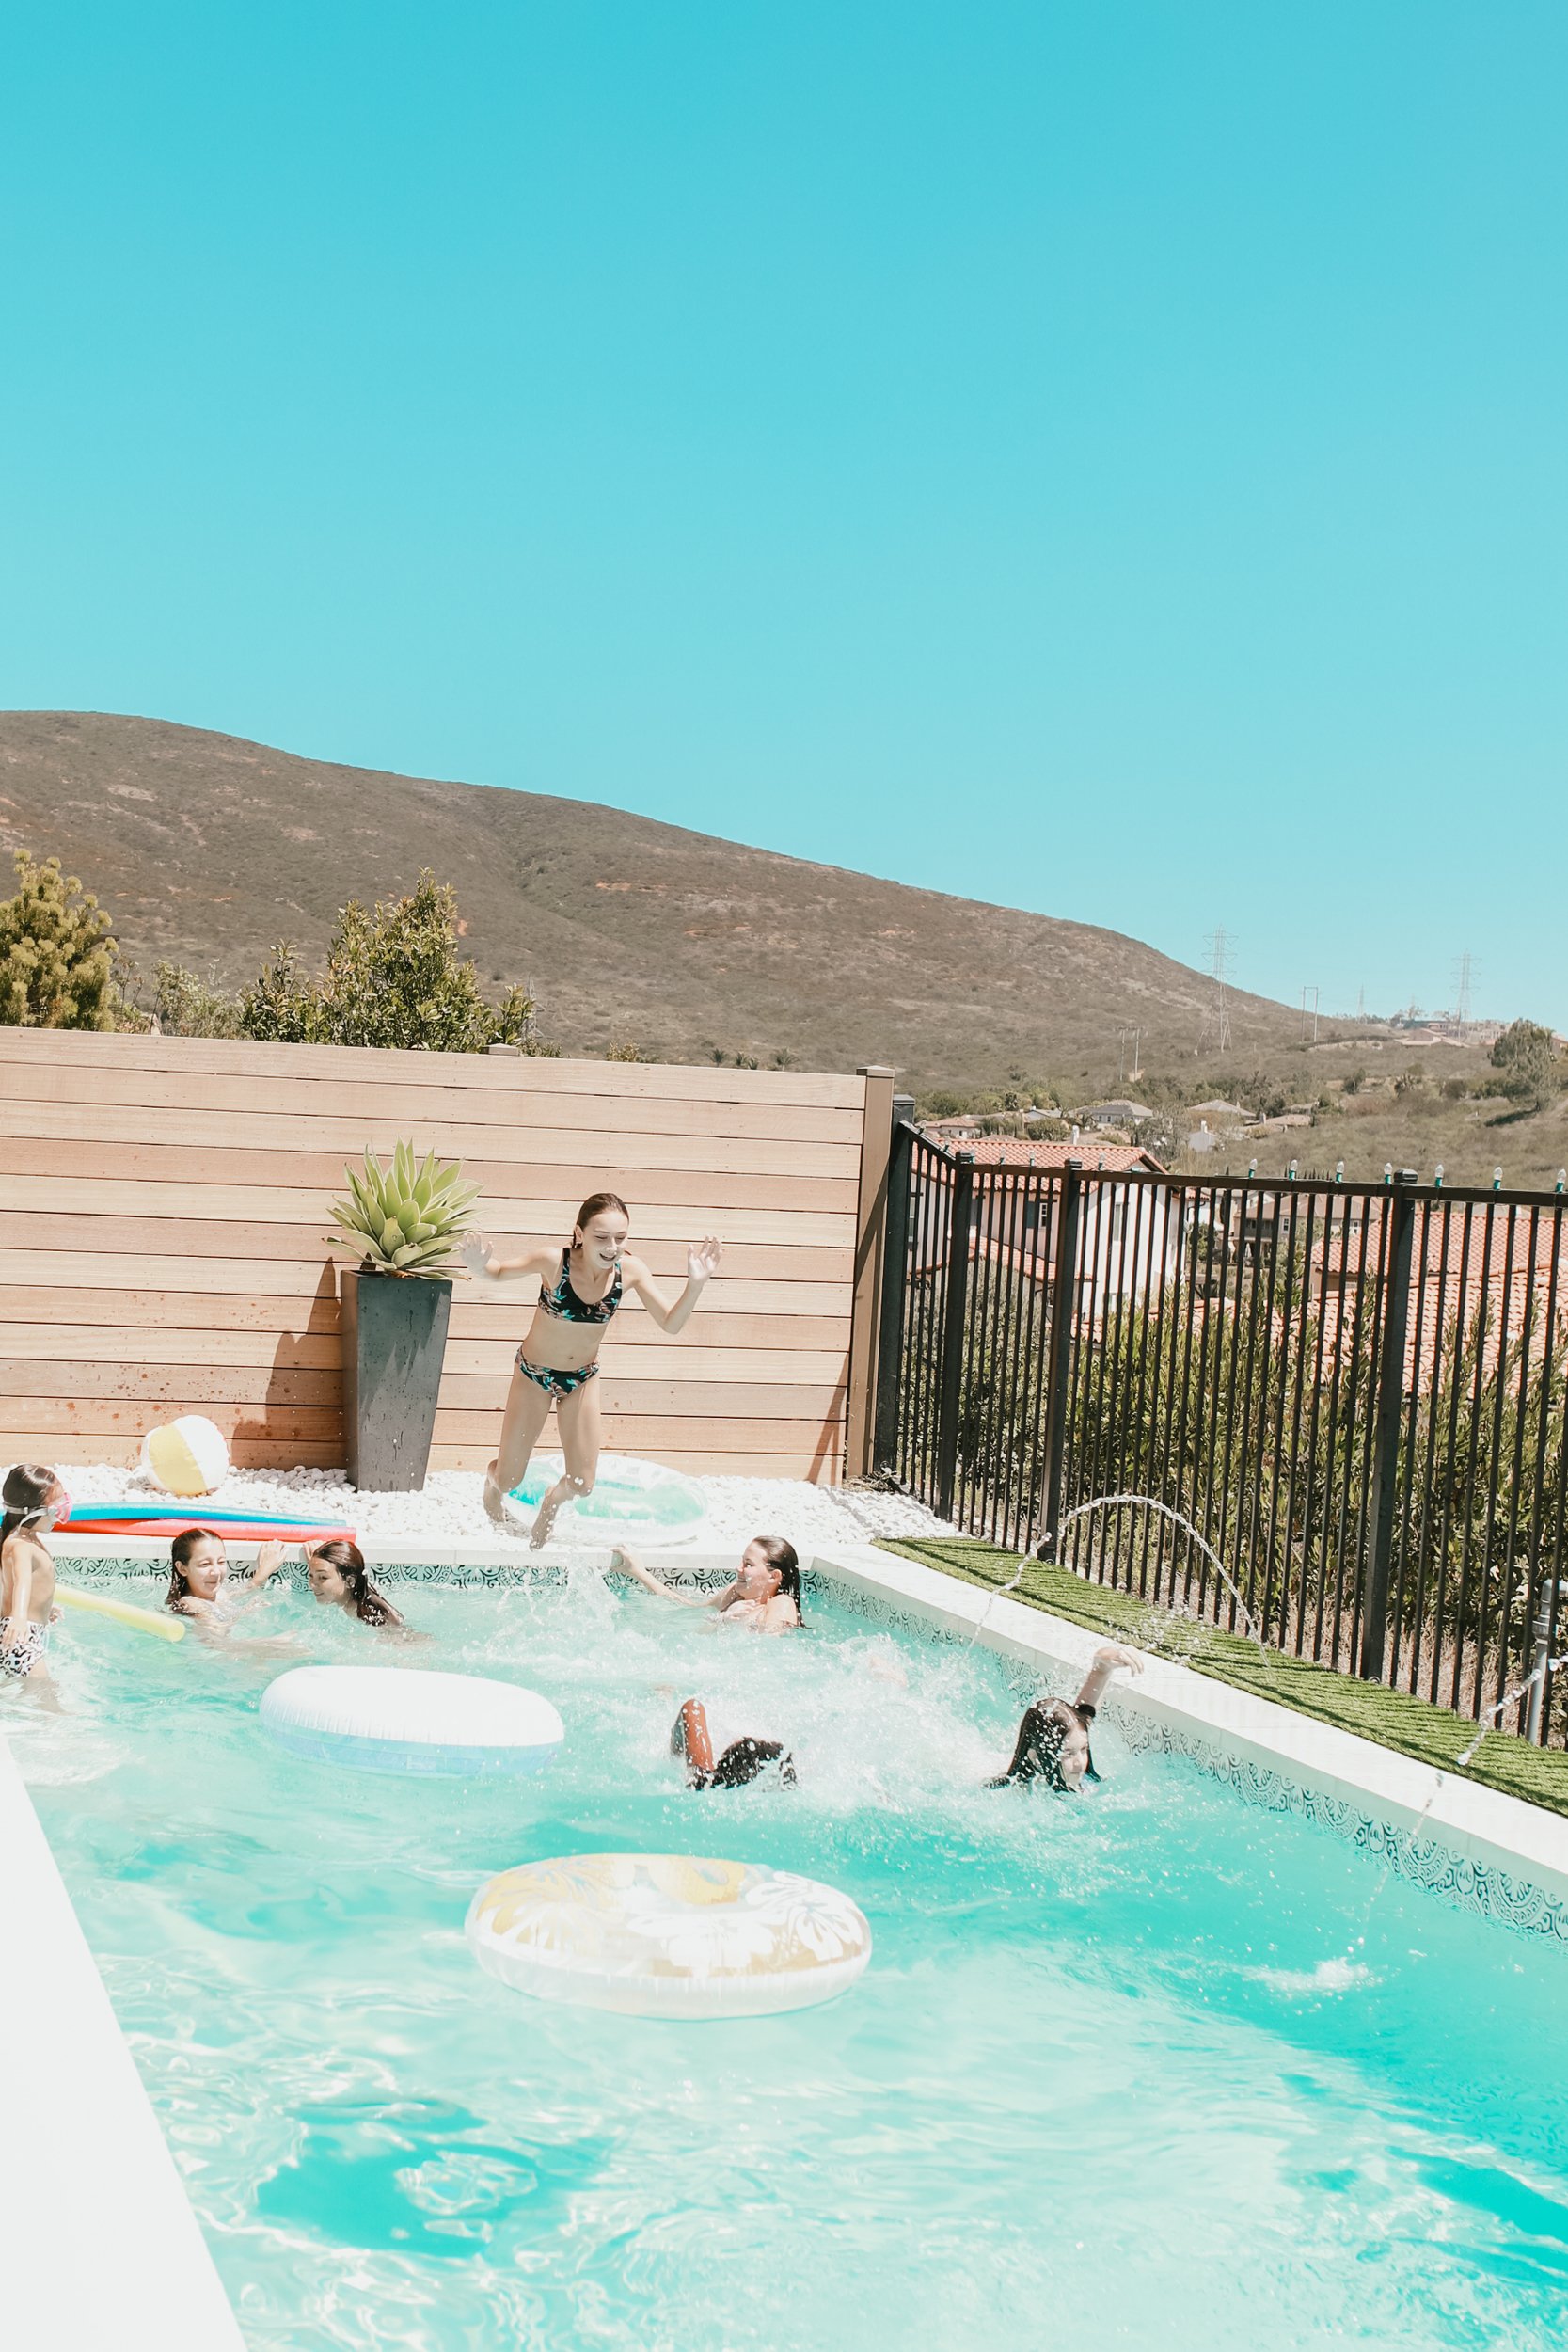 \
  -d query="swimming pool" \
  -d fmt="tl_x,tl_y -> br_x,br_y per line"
13,1563 -> 1568,2351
